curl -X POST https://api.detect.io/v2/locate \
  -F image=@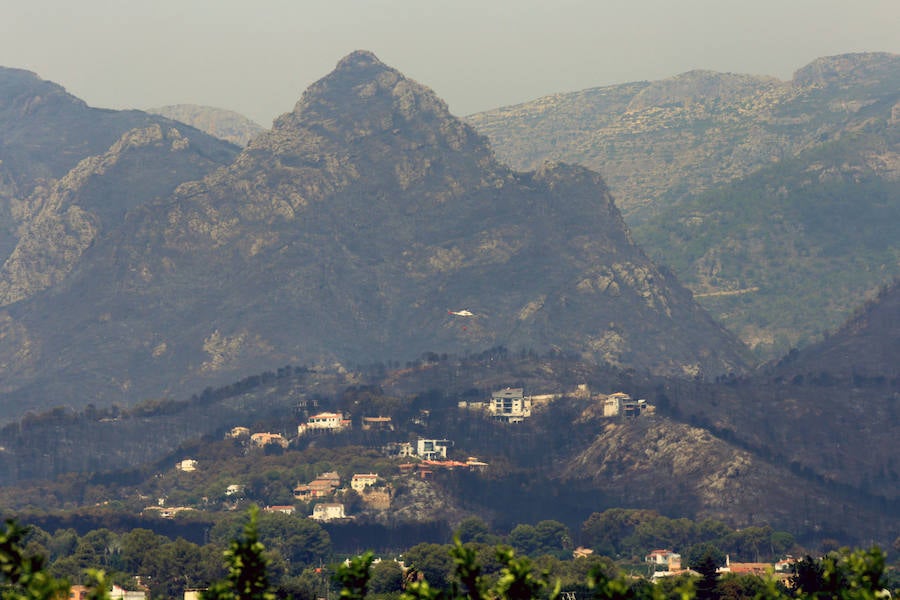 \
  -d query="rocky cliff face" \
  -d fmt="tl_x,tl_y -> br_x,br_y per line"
0,67 -> 240,305
0,51 -> 749,418
0,125 -> 236,306
559,412 -> 894,536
